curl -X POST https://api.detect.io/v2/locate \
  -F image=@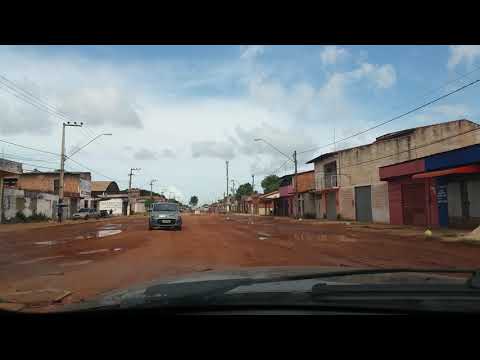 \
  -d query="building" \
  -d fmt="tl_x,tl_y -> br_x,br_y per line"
307,119 -> 480,223
275,174 -> 294,216
16,171 -> 91,218
257,190 -> 279,215
0,158 -> 23,222
90,181 -> 120,209
292,170 -> 316,218
379,143 -> 480,228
